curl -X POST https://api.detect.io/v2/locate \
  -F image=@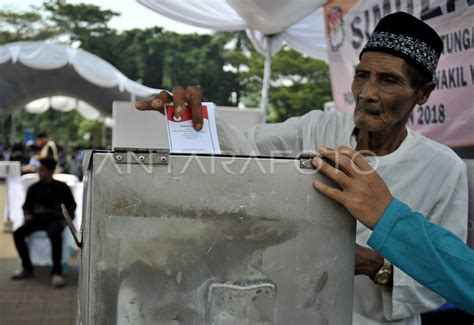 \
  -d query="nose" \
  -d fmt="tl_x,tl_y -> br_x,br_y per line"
358,76 -> 379,103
